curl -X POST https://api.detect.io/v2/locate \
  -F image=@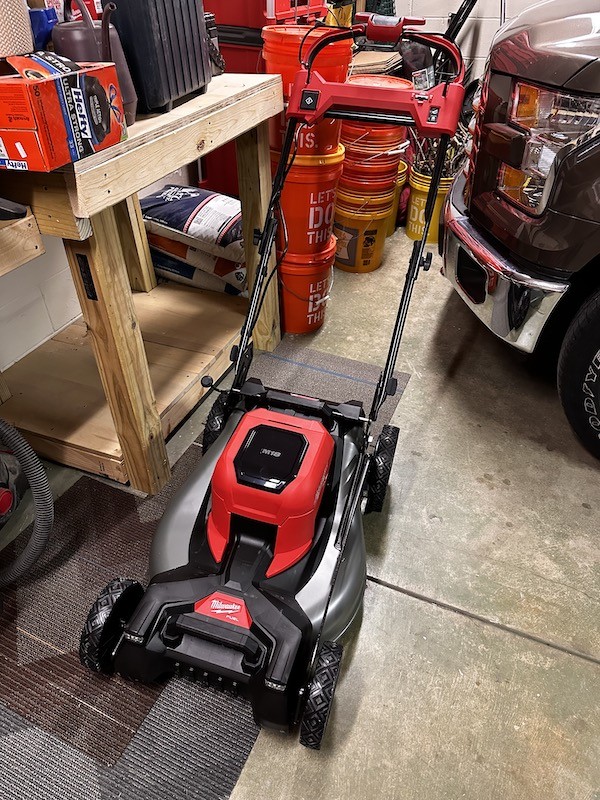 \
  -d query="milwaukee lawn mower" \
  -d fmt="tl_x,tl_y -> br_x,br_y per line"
79,15 -> 465,749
